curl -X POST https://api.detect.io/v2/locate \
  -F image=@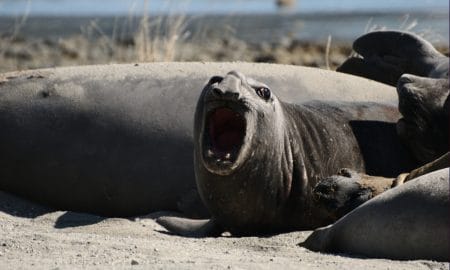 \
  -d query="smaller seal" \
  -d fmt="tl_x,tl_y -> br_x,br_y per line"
312,152 -> 449,221
337,31 -> 449,85
300,168 -> 450,262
